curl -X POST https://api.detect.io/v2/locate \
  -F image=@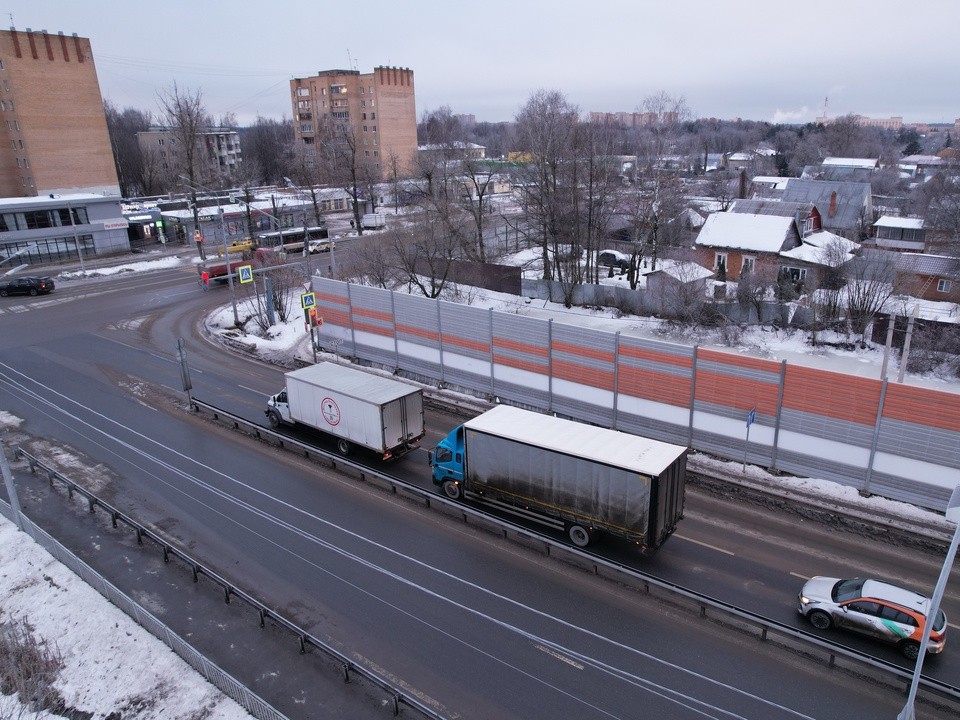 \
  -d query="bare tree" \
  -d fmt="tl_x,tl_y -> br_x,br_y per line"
103,101 -> 151,196
388,211 -> 460,298
842,250 -> 901,344
239,116 -> 295,185
316,117 -> 379,235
